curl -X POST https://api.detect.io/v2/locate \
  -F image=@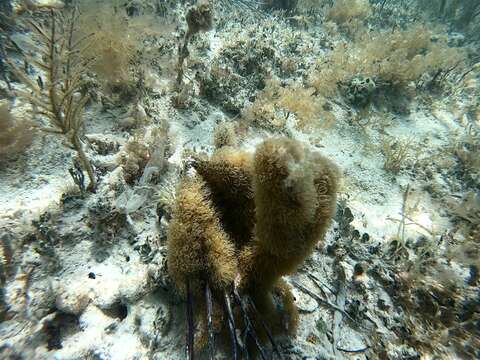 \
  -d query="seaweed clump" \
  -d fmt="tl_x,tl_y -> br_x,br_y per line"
4,8 -> 96,191
326,0 -> 371,26
176,0 -> 214,85
241,79 -> 336,132
309,26 -> 465,109
0,100 -> 35,157
78,1 -> 138,94
77,0 -> 172,100
167,137 -> 340,355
